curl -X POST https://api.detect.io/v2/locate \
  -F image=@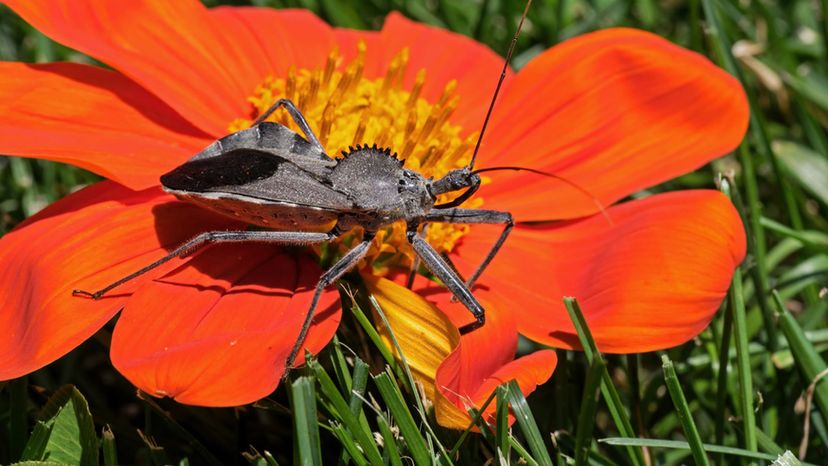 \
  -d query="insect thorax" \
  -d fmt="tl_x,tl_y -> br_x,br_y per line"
331,146 -> 434,231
